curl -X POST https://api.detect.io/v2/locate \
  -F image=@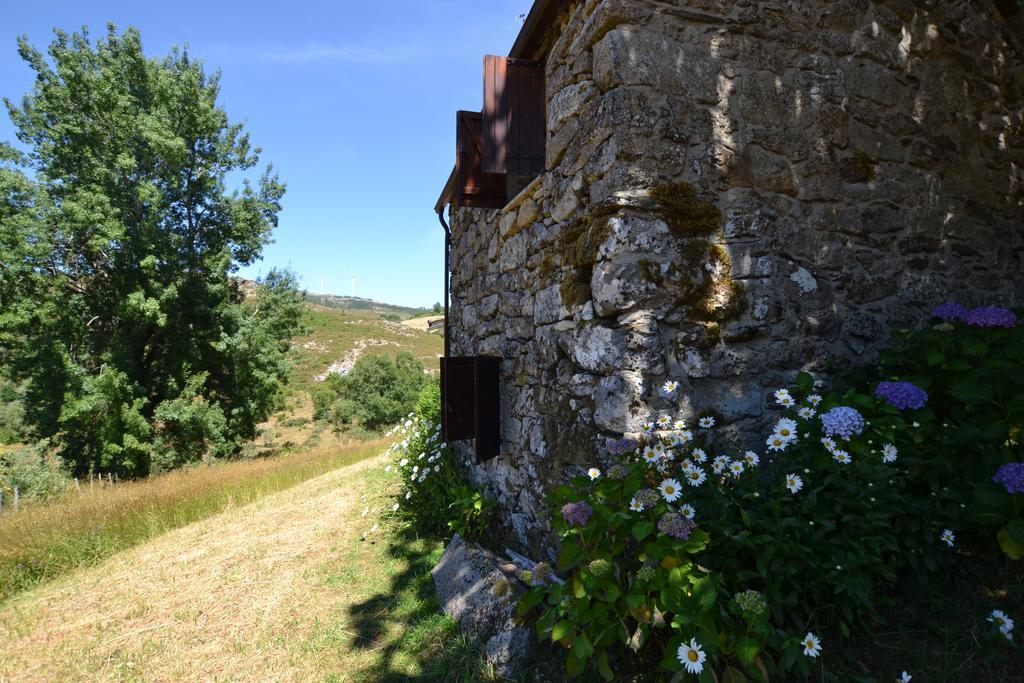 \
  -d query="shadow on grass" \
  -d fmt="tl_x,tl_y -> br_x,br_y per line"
344,525 -> 493,682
